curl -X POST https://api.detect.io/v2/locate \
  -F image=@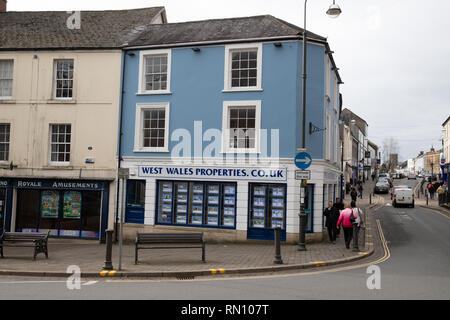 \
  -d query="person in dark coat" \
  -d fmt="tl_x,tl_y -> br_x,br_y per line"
350,188 -> 358,202
324,201 -> 339,244
333,198 -> 344,236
